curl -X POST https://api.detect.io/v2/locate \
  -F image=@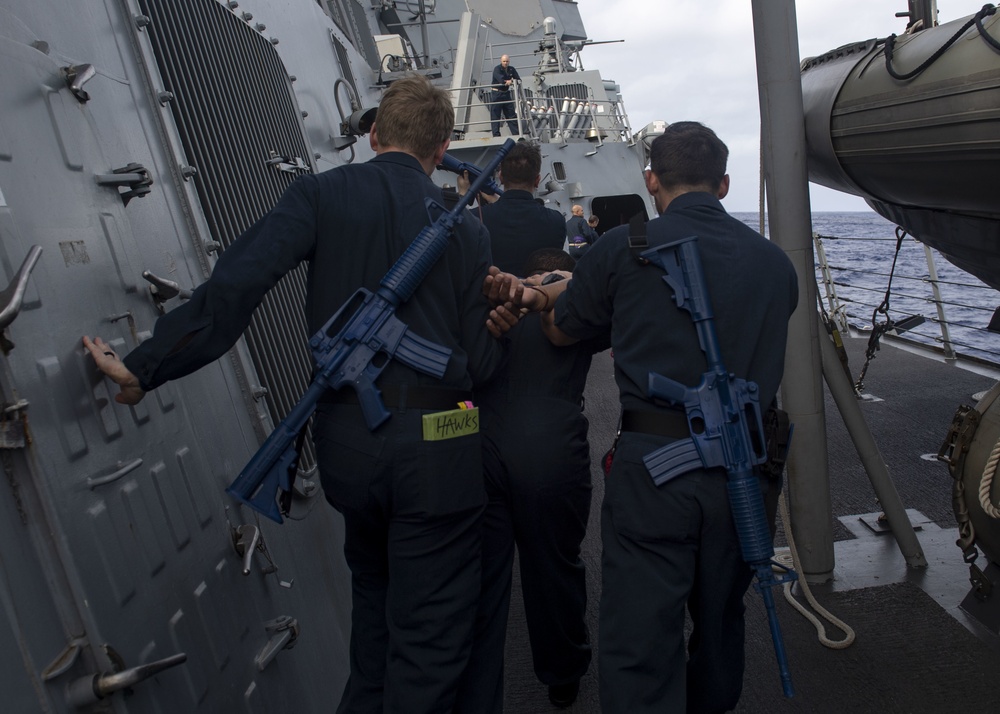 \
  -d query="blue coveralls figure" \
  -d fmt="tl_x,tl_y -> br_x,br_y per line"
476,143 -> 565,276
483,122 -> 799,714
456,249 -> 605,713
490,54 -> 521,137
84,75 -> 506,714
565,204 -> 598,260
455,143 -> 592,712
